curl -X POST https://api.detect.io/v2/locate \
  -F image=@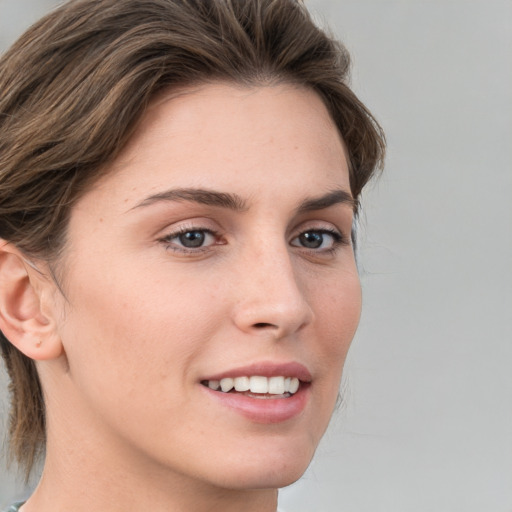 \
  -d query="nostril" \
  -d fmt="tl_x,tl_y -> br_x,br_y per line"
253,322 -> 276,329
